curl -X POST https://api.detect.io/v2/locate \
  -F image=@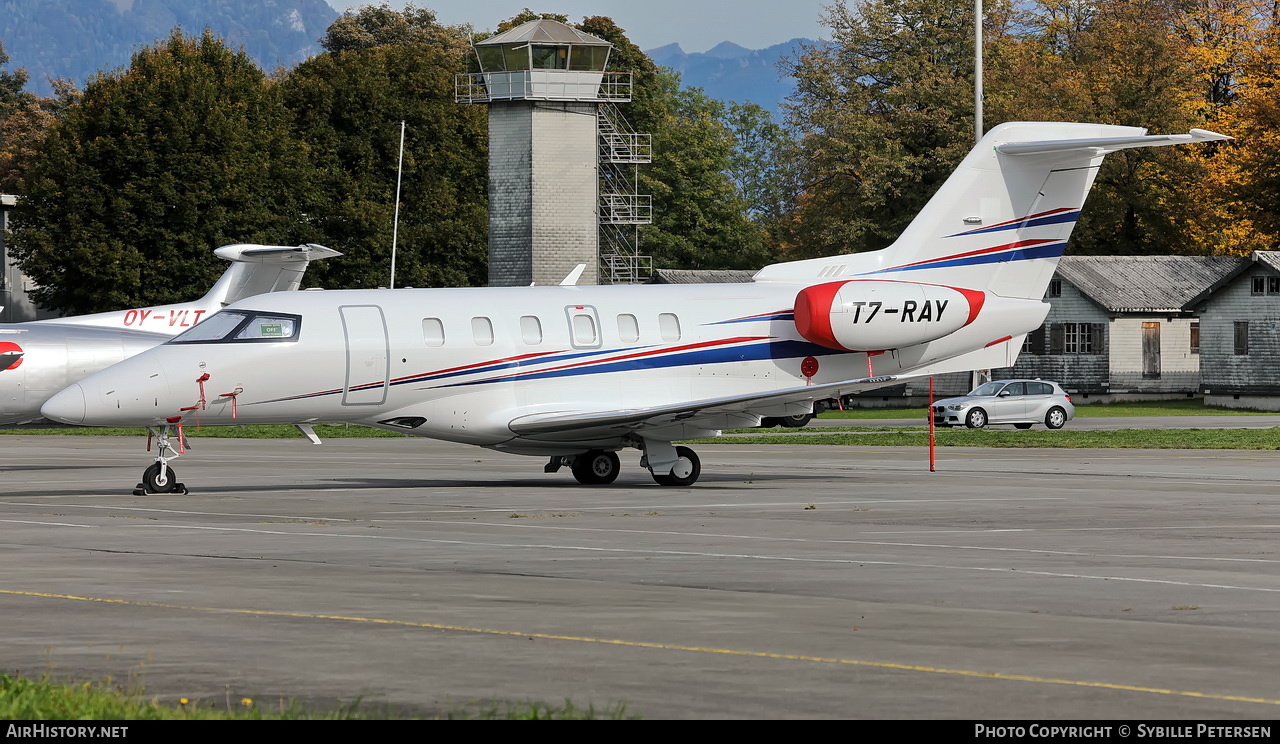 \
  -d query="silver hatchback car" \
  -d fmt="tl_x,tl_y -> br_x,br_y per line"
932,379 -> 1075,430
